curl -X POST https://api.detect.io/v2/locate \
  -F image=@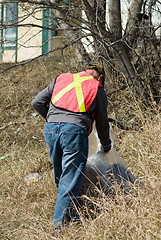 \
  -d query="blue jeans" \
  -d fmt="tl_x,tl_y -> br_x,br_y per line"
44,122 -> 88,227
